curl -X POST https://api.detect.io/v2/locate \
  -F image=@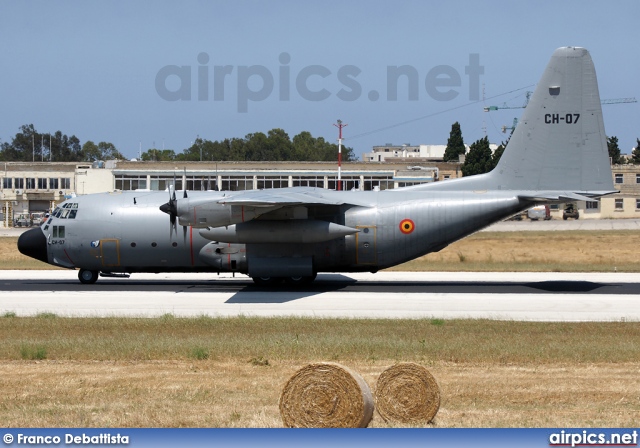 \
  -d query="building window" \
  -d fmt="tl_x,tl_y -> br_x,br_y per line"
327,176 -> 360,191
14,178 -> 24,189
49,178 -> 59,190
636,174 -> 640,184
615,199 -> 624,210
256,175 -> 288,189
221,176 -> 253,191
636,199 -> 640,210
363,175 -> 394,191
186,176 -> 215,191
37,178 -> 47,189
115,175 -> 146,191
61,178 -> 71,189
586,201 -> 599,210
26,178 -> 36,189
2,178 -> 11,189
149,176 -> 181,191
292,175 -> 324,188
615,173 -> 623,184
